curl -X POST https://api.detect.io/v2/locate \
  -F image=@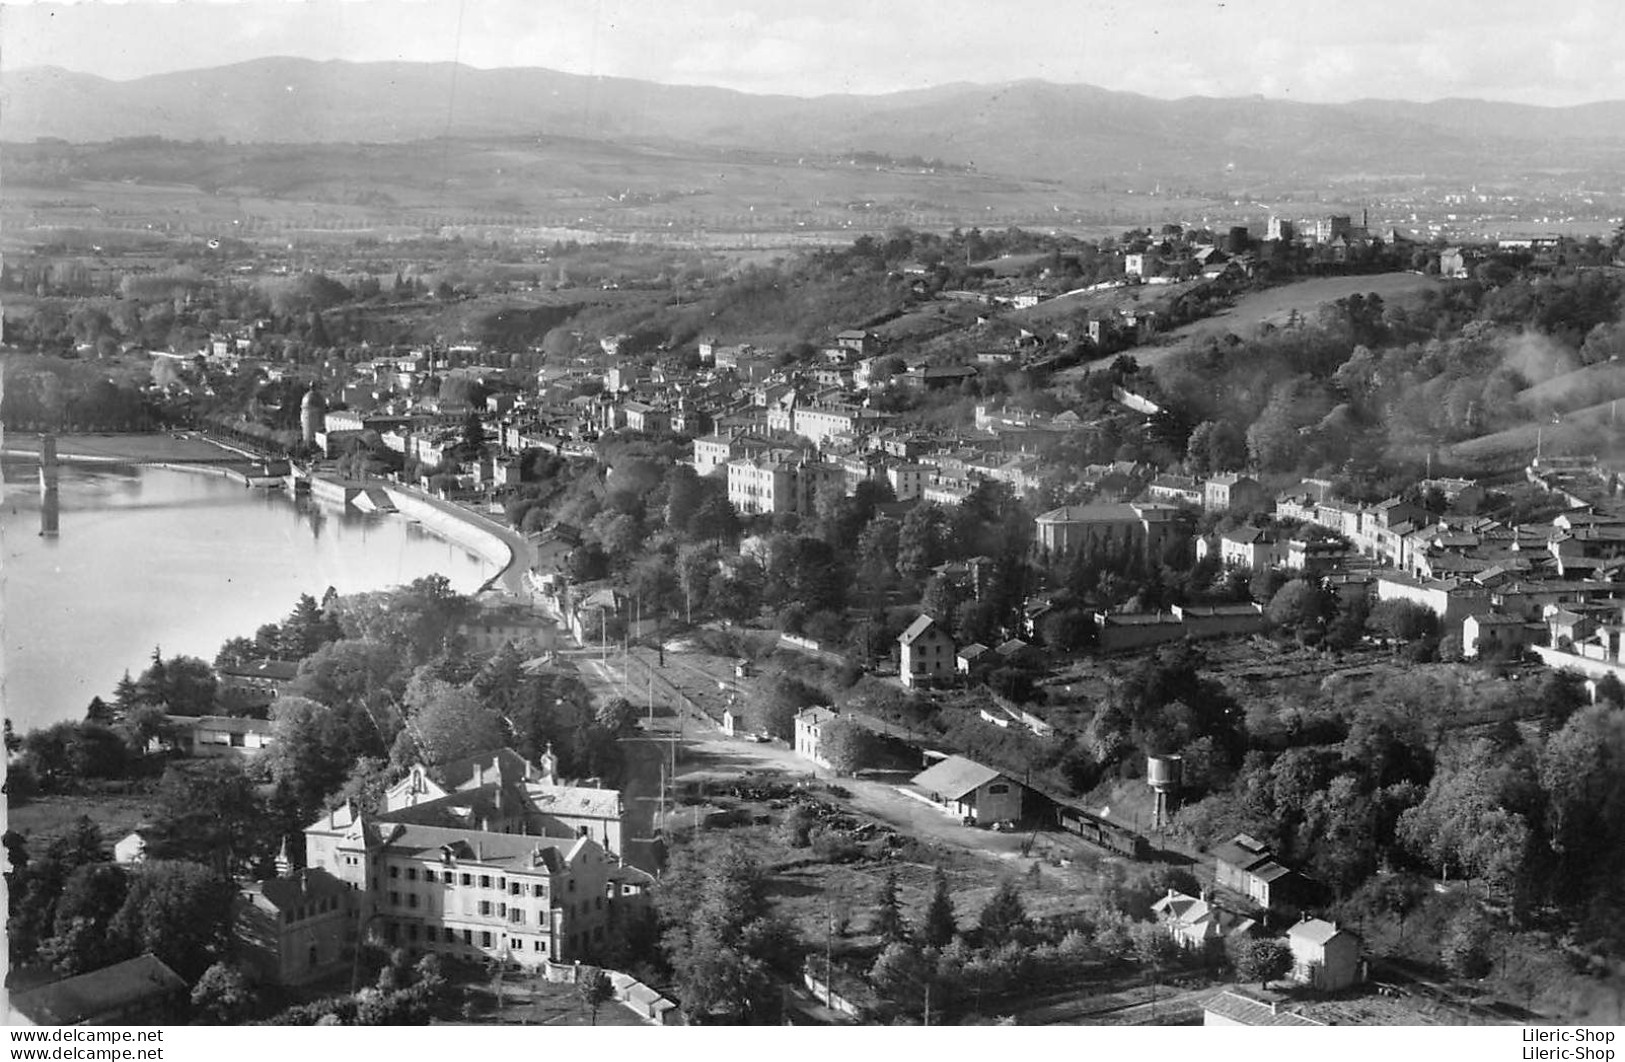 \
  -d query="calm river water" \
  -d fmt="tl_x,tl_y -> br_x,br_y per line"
2,463 -> 496,733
